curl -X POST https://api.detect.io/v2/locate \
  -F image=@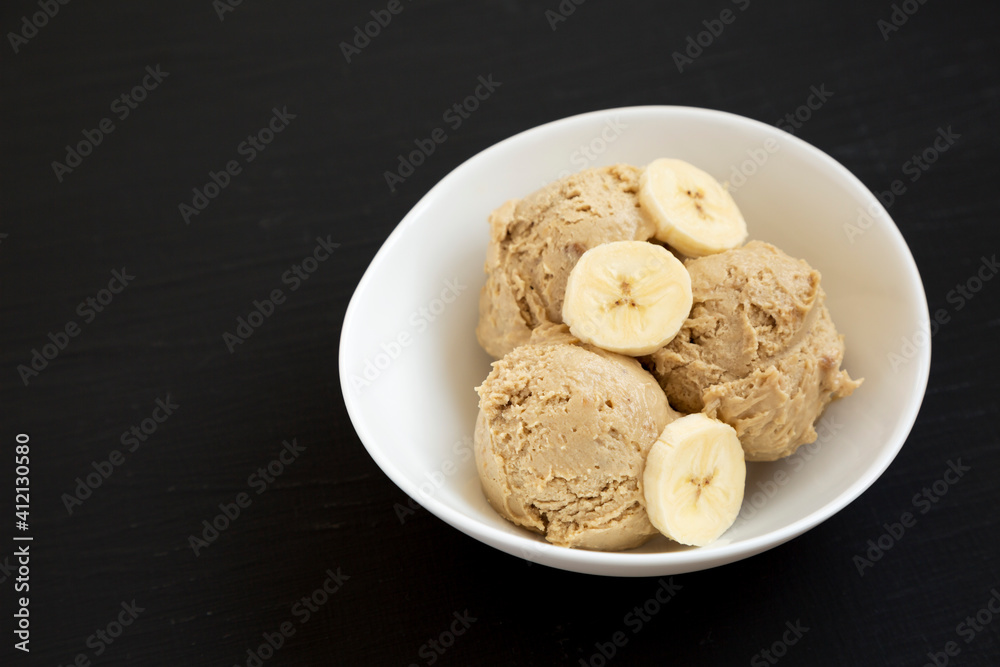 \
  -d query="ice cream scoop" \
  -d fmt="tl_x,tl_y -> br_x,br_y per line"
475,325 -> 678,550
475,165 -> 656,359
648,241 -> 861,461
